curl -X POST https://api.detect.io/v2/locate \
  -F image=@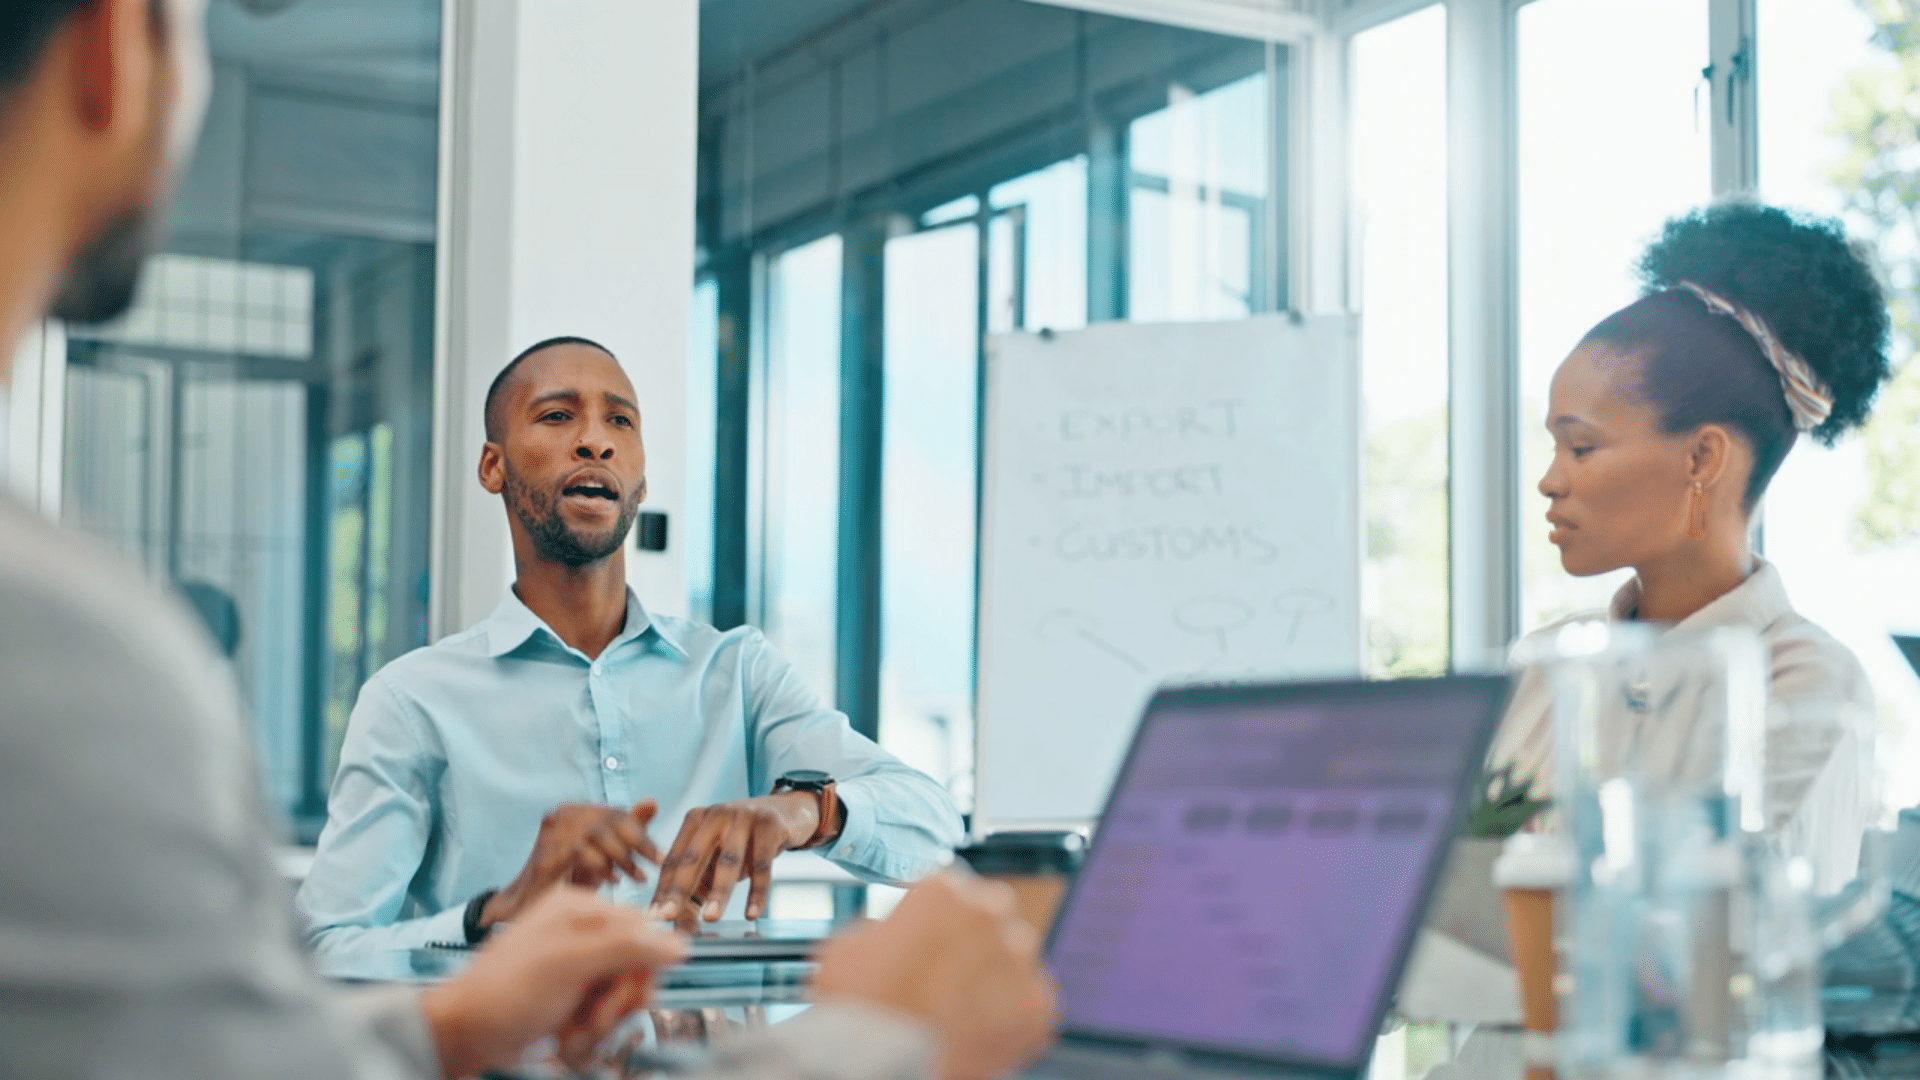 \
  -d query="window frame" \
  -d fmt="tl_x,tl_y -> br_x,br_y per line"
1332,0 -> 1757,666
